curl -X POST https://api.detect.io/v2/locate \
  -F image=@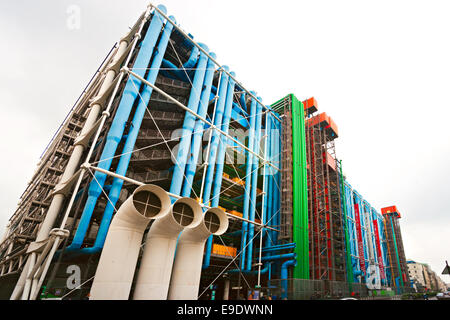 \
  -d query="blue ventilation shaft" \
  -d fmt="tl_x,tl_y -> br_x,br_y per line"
200,68 -> 230,206
169,43 -> 210,198
239,96 -> 257,271
181,53 -> 217,197
202,71 -> 236,269
264,113 -> 274,259
246,98 -> 263,271
281,259 -> 297,299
